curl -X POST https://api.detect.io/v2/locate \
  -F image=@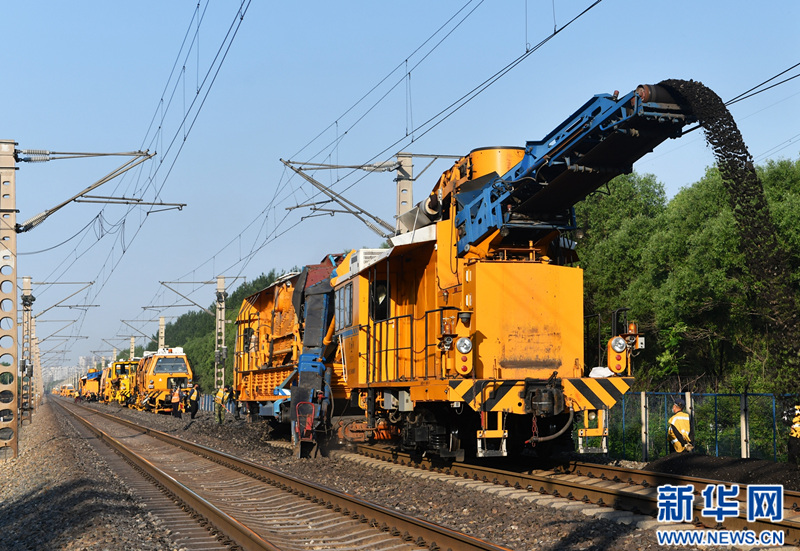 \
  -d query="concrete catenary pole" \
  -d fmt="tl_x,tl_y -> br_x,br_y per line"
158,317 -> 165,349
0,140 -> 19,459
214,276 -> 227,390
395,152 -> 413,233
